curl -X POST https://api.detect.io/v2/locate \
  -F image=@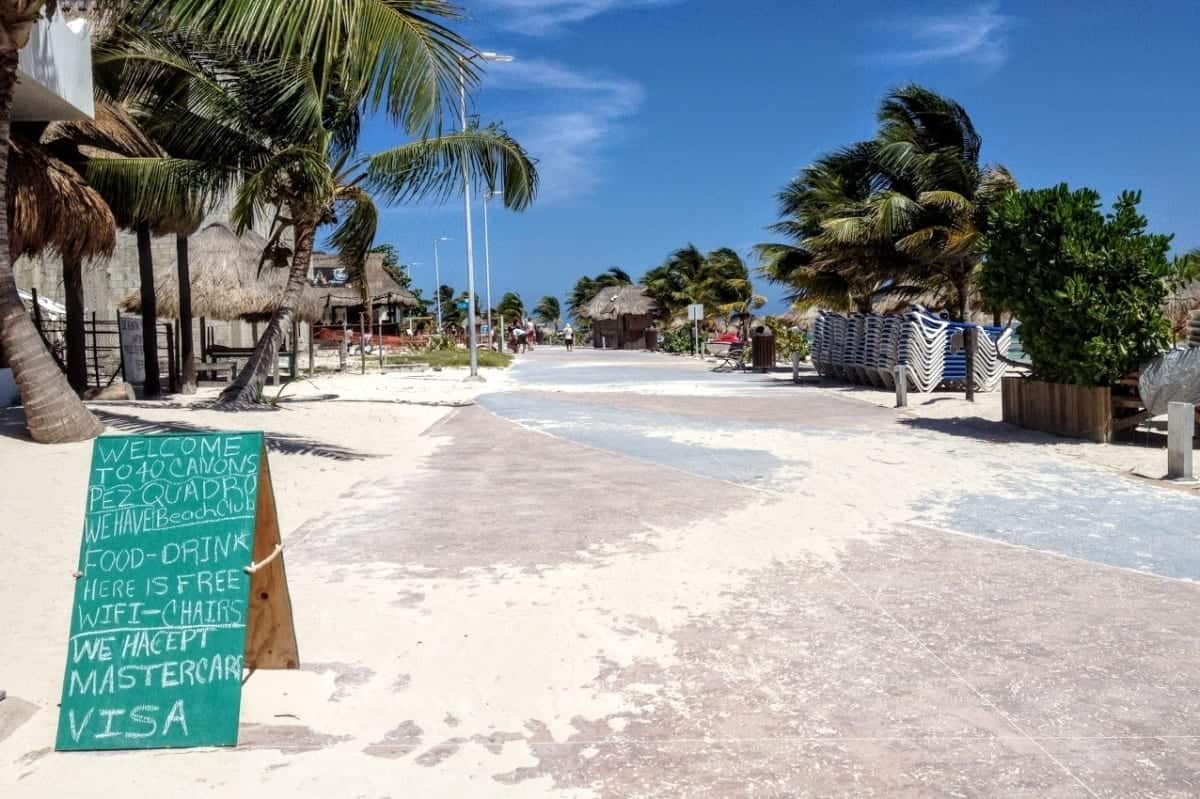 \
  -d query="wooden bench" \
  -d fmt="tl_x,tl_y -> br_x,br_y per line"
205,345 -> 297,380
